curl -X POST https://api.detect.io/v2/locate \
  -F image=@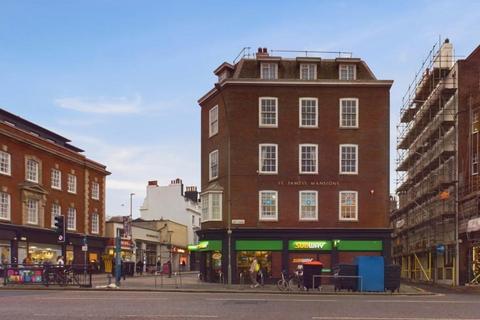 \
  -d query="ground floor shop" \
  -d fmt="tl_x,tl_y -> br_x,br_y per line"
195,228 -> 391,284
0,222 -> 106,270
459,229 -> 480,285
